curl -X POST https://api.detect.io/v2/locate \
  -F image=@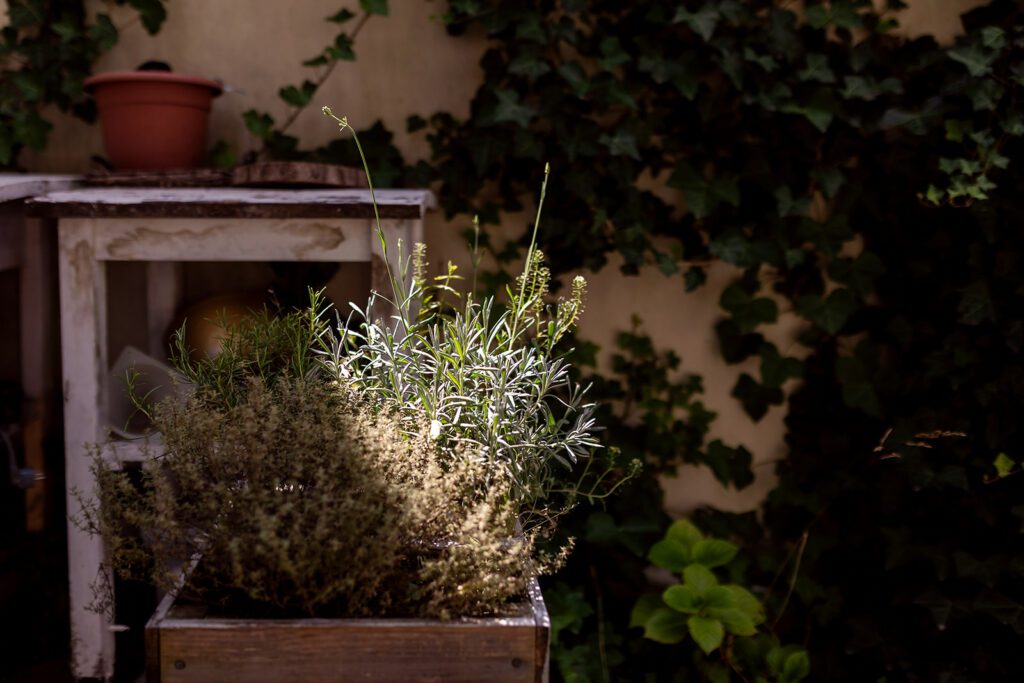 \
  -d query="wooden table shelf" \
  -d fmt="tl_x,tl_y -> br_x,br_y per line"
27,186 -> 435,680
